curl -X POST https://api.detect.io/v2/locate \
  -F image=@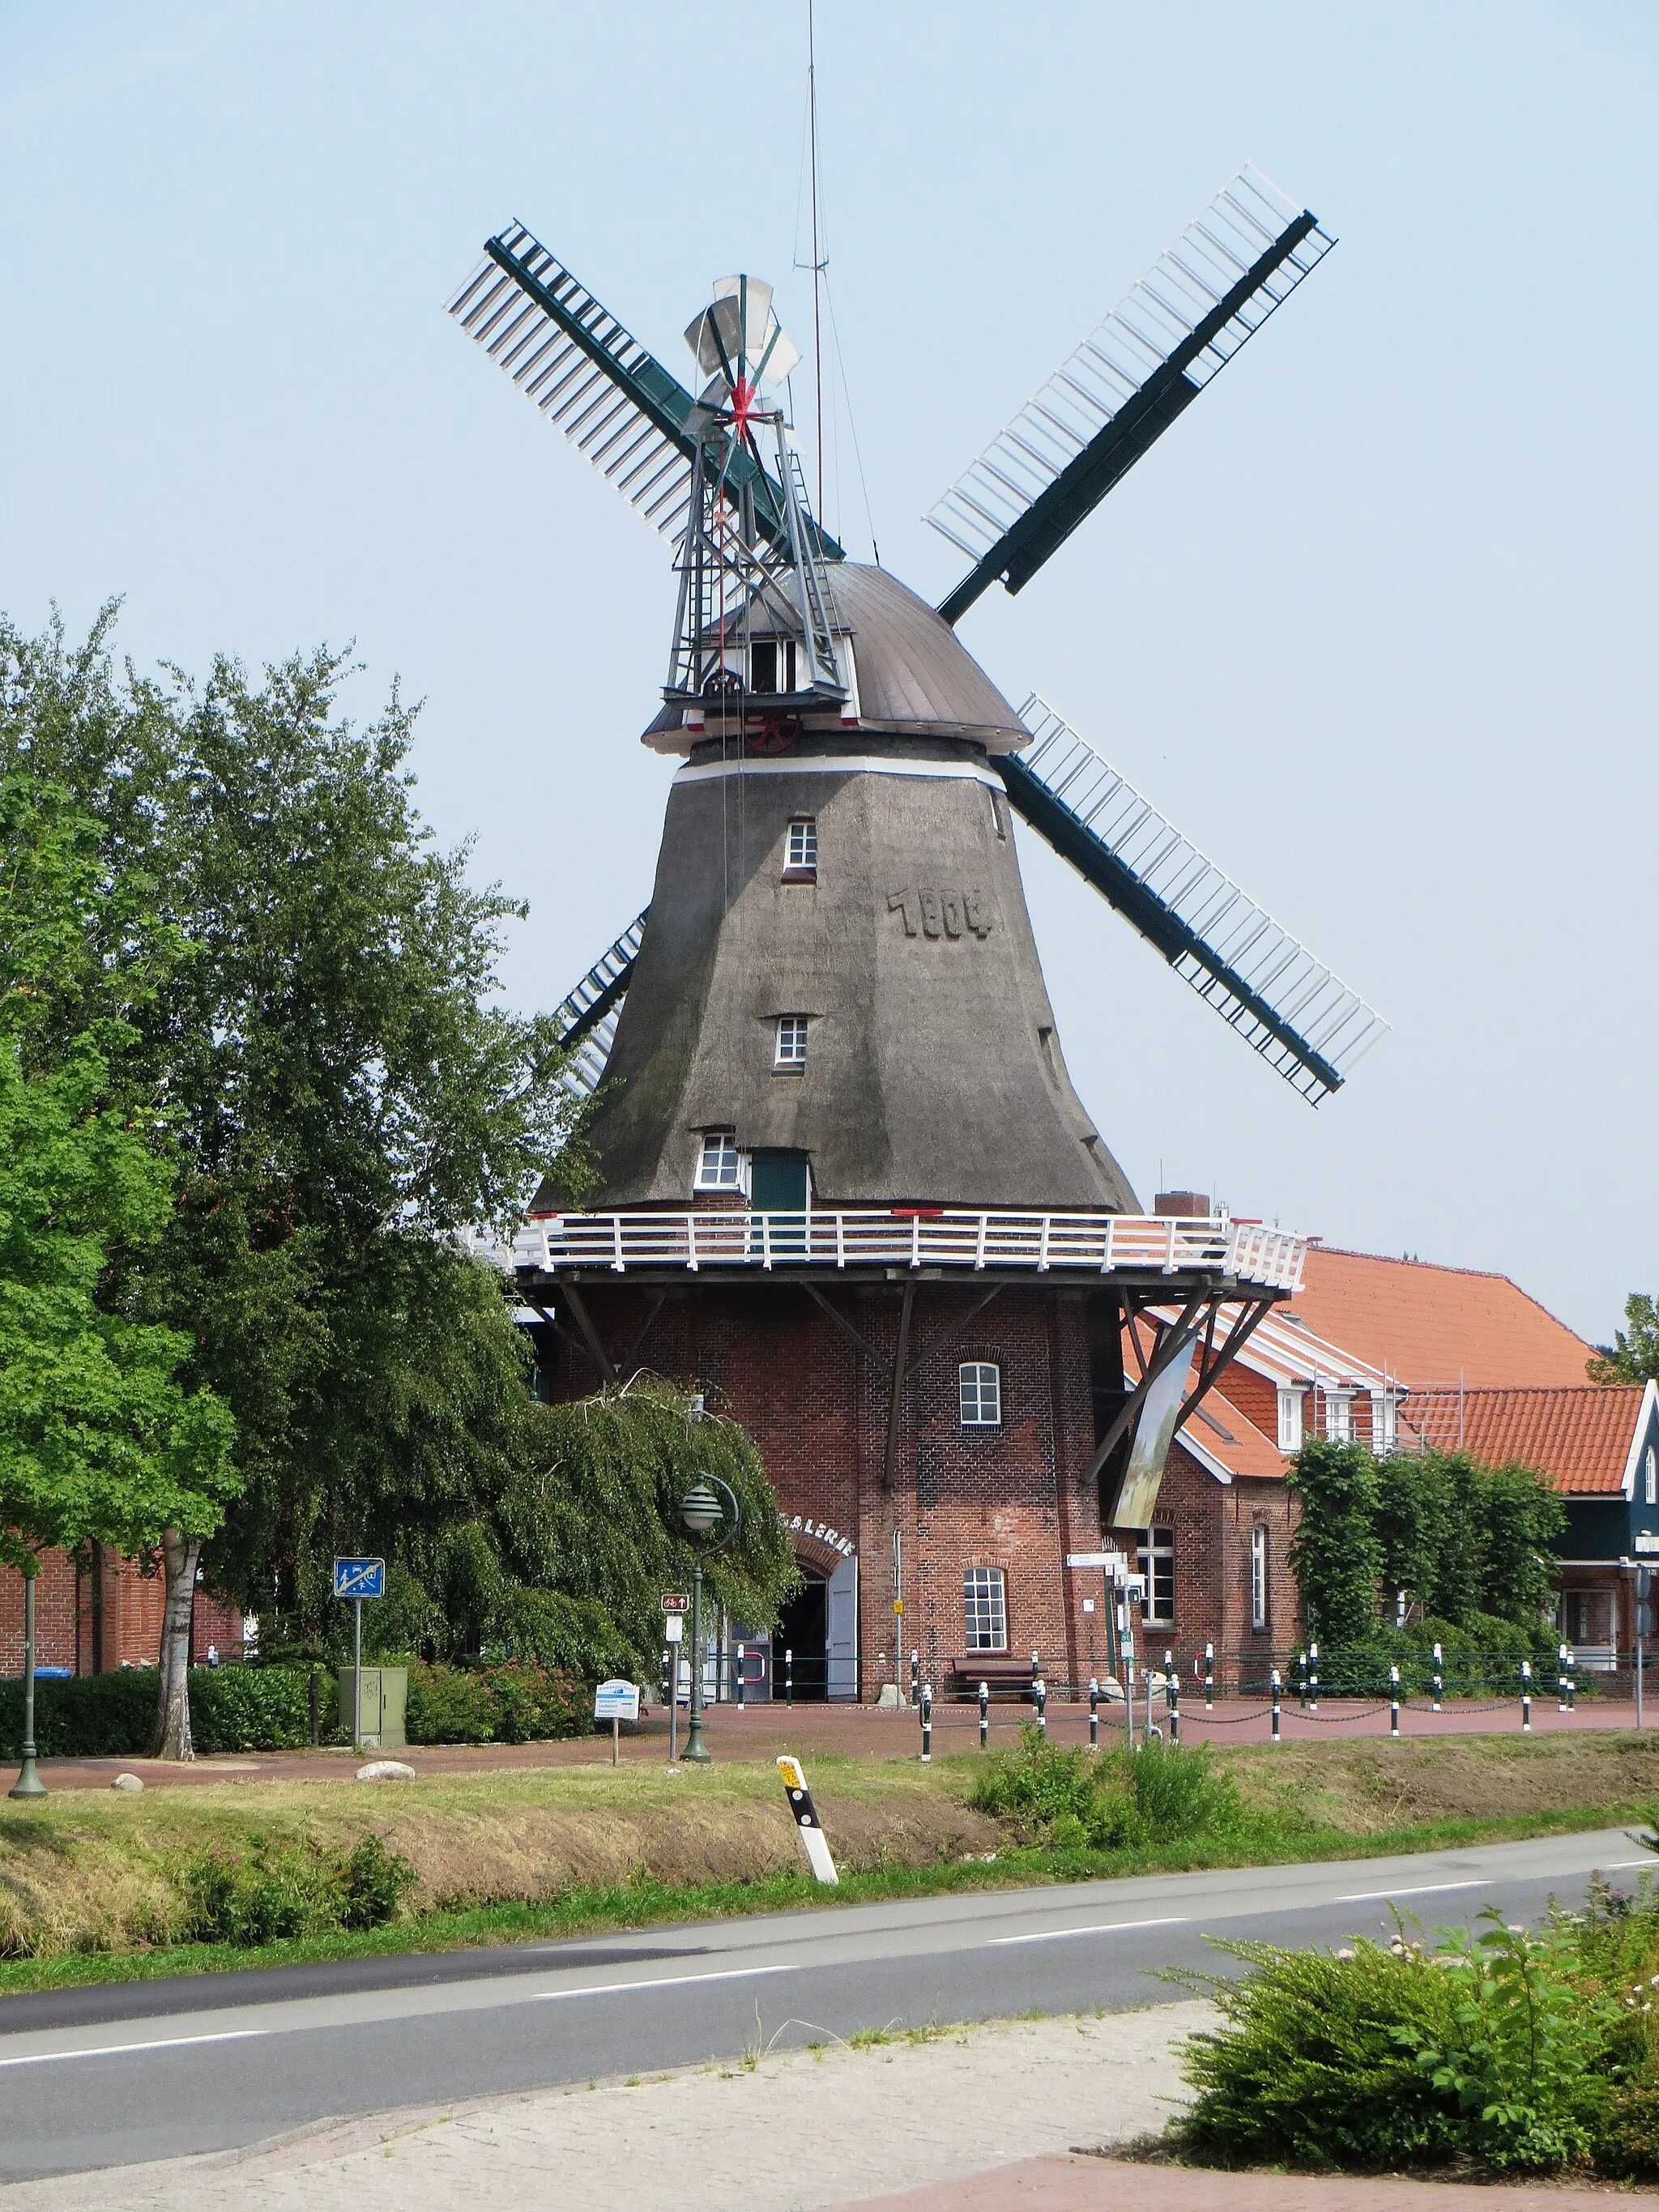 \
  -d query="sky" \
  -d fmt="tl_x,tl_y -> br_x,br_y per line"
2,2 -> 1654,1345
